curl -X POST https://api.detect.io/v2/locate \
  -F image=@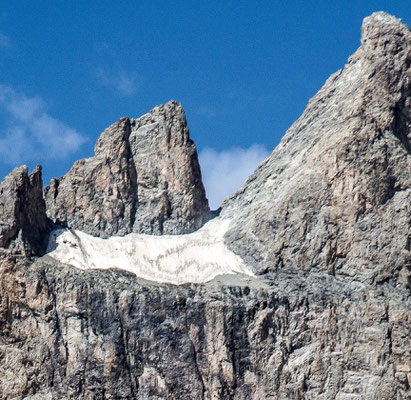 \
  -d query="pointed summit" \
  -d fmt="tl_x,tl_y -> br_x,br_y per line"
44,101 -> 210,238
222,13 -> 411,285
361,11 -> 410,45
